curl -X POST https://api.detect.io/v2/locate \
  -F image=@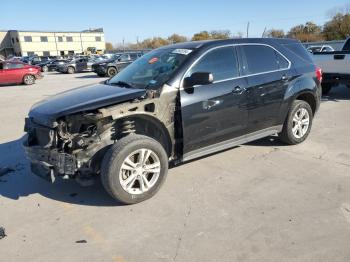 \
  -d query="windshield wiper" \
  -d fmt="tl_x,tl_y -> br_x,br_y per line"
109,81 -> 133,88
